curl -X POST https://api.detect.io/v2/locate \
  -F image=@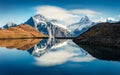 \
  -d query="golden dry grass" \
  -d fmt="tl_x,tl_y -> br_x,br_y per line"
0,24 -> 45,39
